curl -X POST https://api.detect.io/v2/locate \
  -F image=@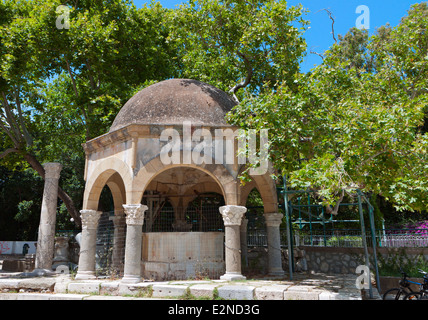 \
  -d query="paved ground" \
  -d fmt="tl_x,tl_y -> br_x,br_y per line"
0,269 -> 379,300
